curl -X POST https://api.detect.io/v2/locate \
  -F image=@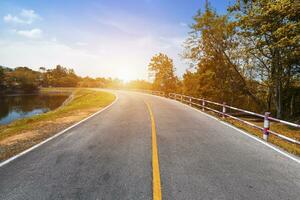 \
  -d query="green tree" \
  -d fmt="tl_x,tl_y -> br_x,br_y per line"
126,80 -> 152,90
229,0 -> 300,118
183,3 -> 262,109
9,67 -> 40,92
0,66 -> 5,89
45,65 -> 79,87
148,53 -> 177,93
77,76 -> 109,88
